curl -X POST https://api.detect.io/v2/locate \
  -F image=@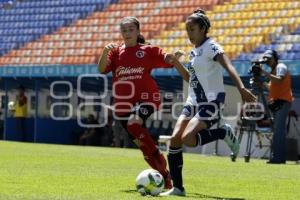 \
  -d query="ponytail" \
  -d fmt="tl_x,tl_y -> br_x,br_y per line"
137,34 -> 146,44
